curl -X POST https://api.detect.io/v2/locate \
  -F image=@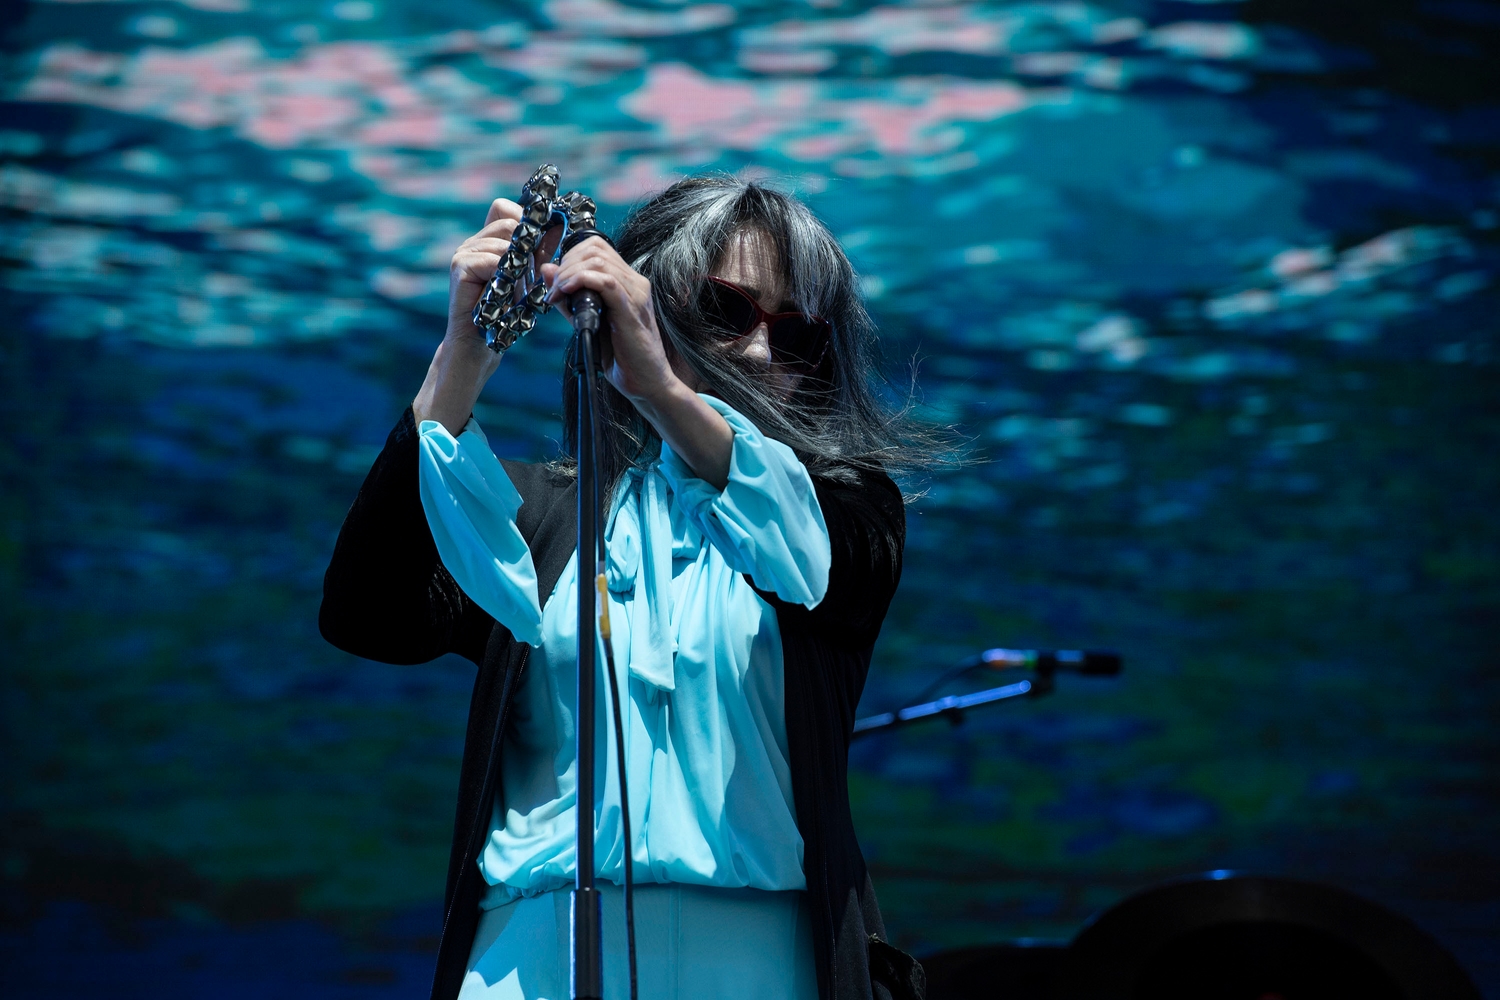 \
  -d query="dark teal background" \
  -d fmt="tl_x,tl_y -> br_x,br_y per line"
2,0 -> 1497,995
